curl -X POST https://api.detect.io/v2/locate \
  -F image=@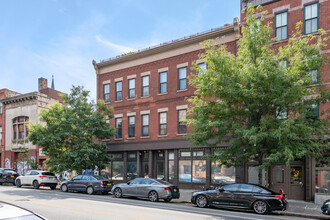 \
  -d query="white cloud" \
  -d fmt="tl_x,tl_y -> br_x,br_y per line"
95,35 -> 135,54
